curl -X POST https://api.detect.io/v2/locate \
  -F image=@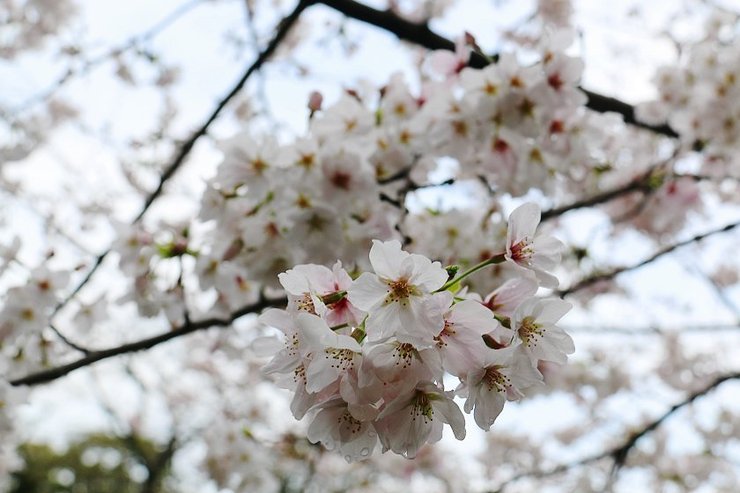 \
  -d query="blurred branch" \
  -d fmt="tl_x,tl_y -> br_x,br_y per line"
491,371 -> 740,492
680,252 -> 740,322
557,220 -> 740,297
50,0 -> 310,324
10,295 -> 287,387
90,368 -> 176,493
540,146 -> 716,222
607,372 -> 740,478
134,0 -> 311,220
541,171 -> 653,222
314,0 -> 680,138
